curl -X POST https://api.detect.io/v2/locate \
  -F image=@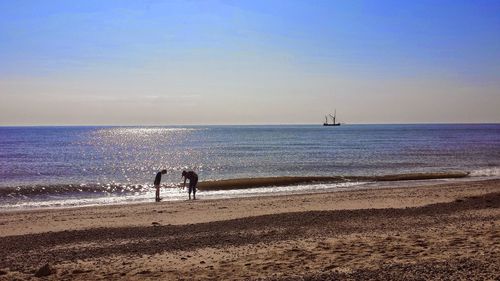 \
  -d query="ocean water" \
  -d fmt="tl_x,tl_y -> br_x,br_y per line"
1,124 -> 499,209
